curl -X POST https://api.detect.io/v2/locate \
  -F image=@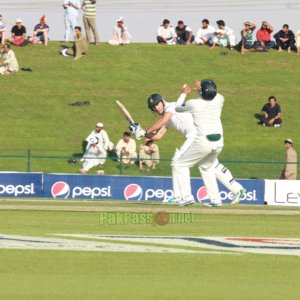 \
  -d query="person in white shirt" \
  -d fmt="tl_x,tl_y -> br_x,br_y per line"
116,132 -> 137,166
130,85 -> 245,206
63,0 -> 81,42
0,15 -> 7,45
108,17 -> 132,45
139,139 -> 160,171
157,19 -> 177,44
211,20 -> 236,50
195,19 -> 215,45
0,44 -> 19,74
